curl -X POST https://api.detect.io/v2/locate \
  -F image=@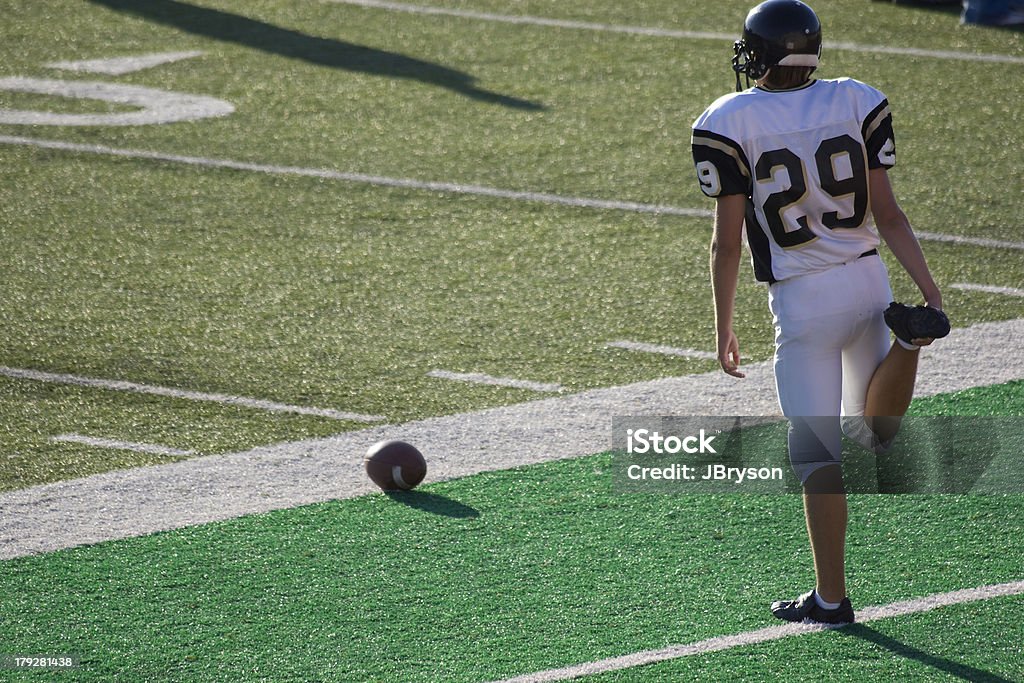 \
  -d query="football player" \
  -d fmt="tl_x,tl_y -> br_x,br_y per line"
691,0 -> 949,624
